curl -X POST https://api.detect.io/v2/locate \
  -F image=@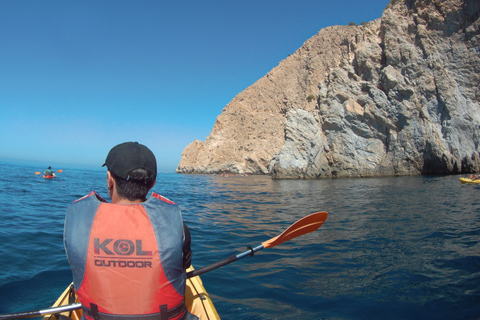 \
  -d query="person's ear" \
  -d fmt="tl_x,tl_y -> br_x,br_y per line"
107,171 -> 115,190
148,179 -> 156,190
